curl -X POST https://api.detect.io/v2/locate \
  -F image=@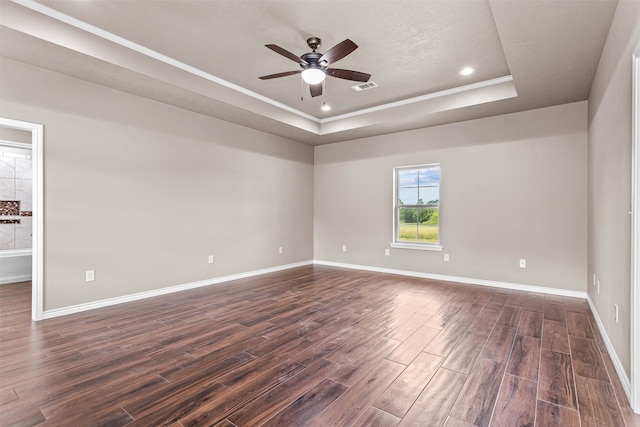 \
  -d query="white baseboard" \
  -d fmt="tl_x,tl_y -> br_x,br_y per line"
313,260 -> 587,299
41,258 -> 586,318
42,260 -> 313,319
0,274 -> 32,285
586,296 -> 632,405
